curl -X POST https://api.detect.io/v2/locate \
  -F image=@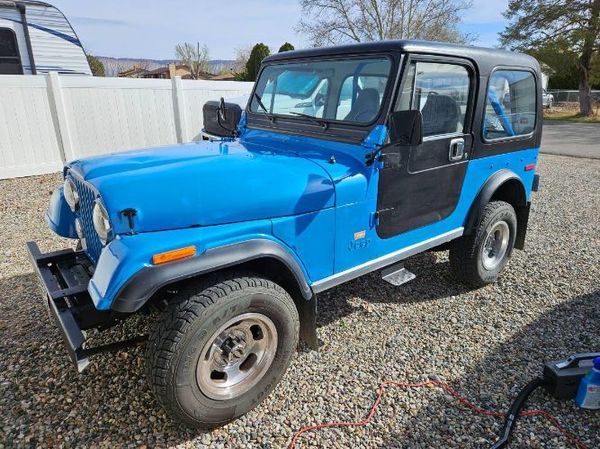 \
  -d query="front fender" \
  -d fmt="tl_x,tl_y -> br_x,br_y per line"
87,220 -> 312,312
111,239 -> 313,313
